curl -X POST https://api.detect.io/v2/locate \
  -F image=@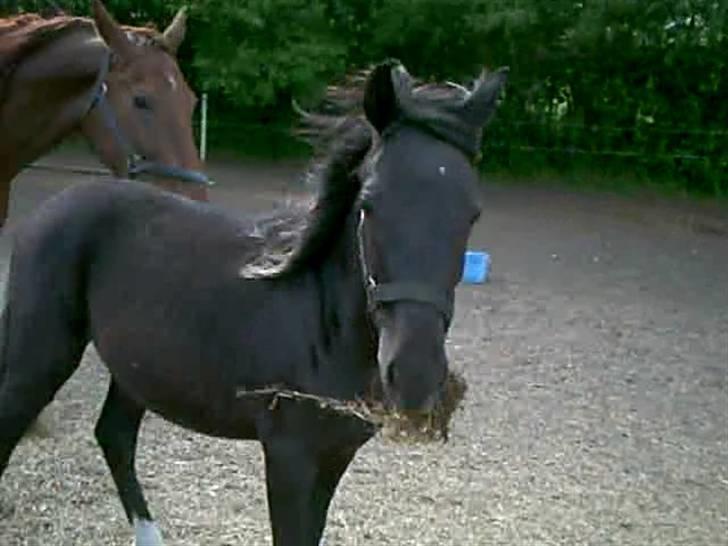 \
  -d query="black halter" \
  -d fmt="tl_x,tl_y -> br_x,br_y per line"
85,51 -> 212,187
357,211 -> 454,327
